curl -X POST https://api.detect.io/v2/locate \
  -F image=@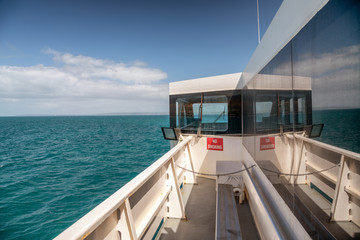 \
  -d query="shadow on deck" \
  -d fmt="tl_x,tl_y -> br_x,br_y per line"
274,177 -> 360,239
159,177 -> 216,240
159,176 -> 260,240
